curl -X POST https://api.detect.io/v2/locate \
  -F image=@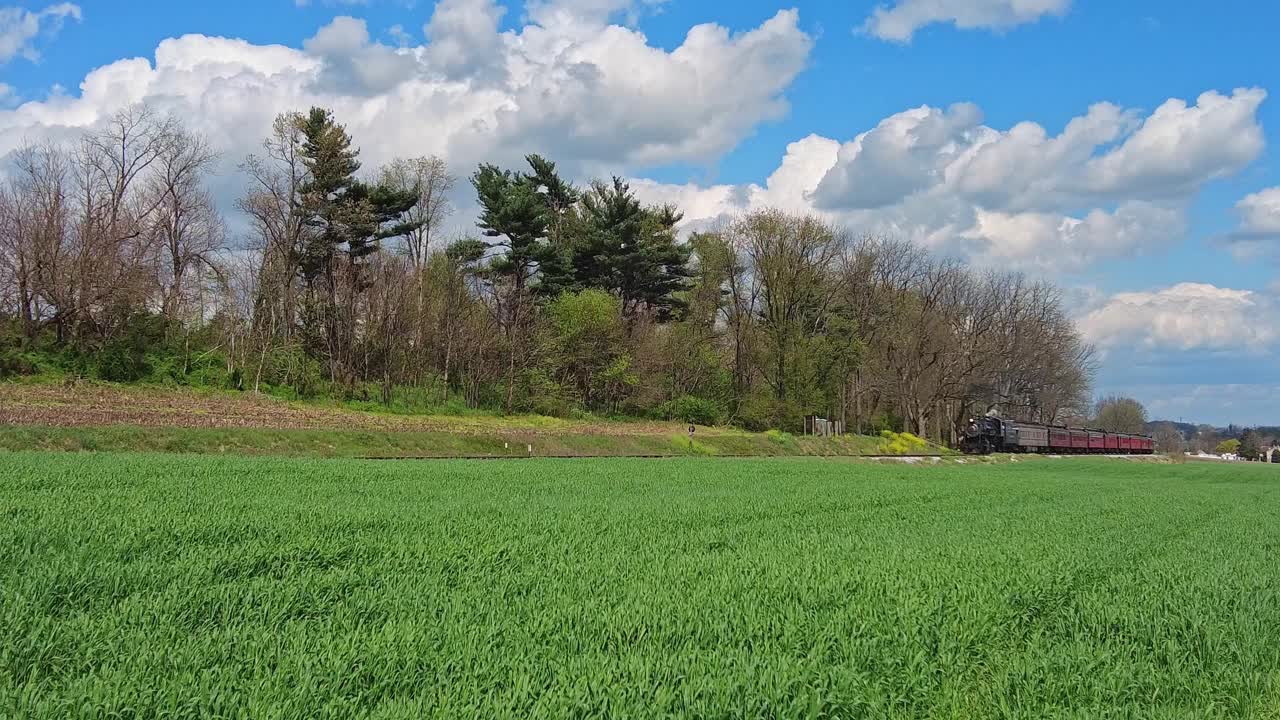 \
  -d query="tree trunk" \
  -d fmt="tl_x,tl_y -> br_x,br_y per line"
16,252 -> 35,340
253,308 -> 275,394
853,371 -> 862,435
442,330 -> 453,403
